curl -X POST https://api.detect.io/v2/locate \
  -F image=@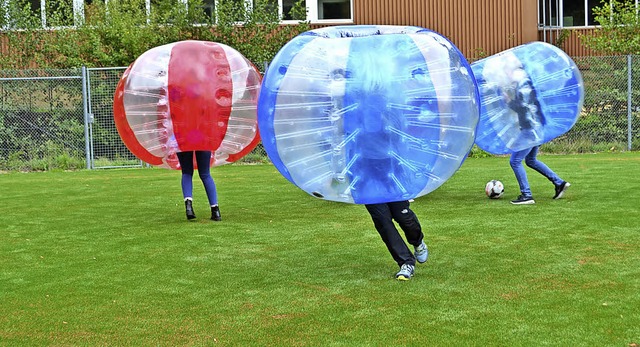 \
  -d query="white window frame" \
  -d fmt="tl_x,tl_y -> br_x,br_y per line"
539,0 -> 640,29
270,0 -> 354,24
311,0 -> 352,23
204,0 -> 353,24
42,0 -> 85,28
